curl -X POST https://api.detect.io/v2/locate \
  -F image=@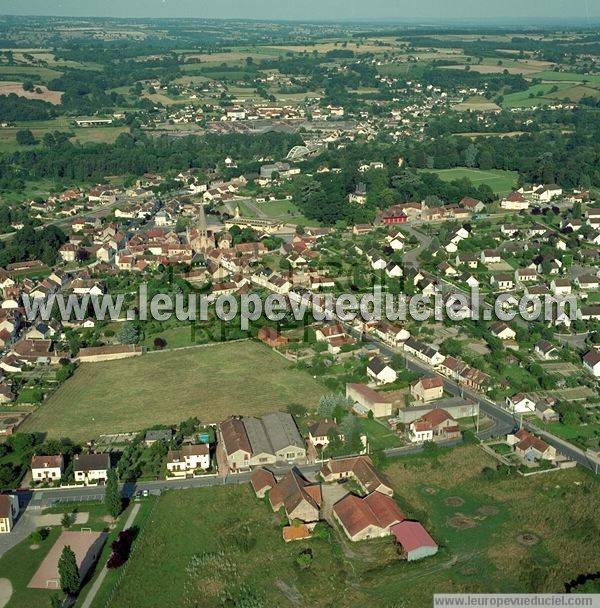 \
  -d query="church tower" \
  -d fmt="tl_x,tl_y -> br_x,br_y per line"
187,204 -> 214,252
